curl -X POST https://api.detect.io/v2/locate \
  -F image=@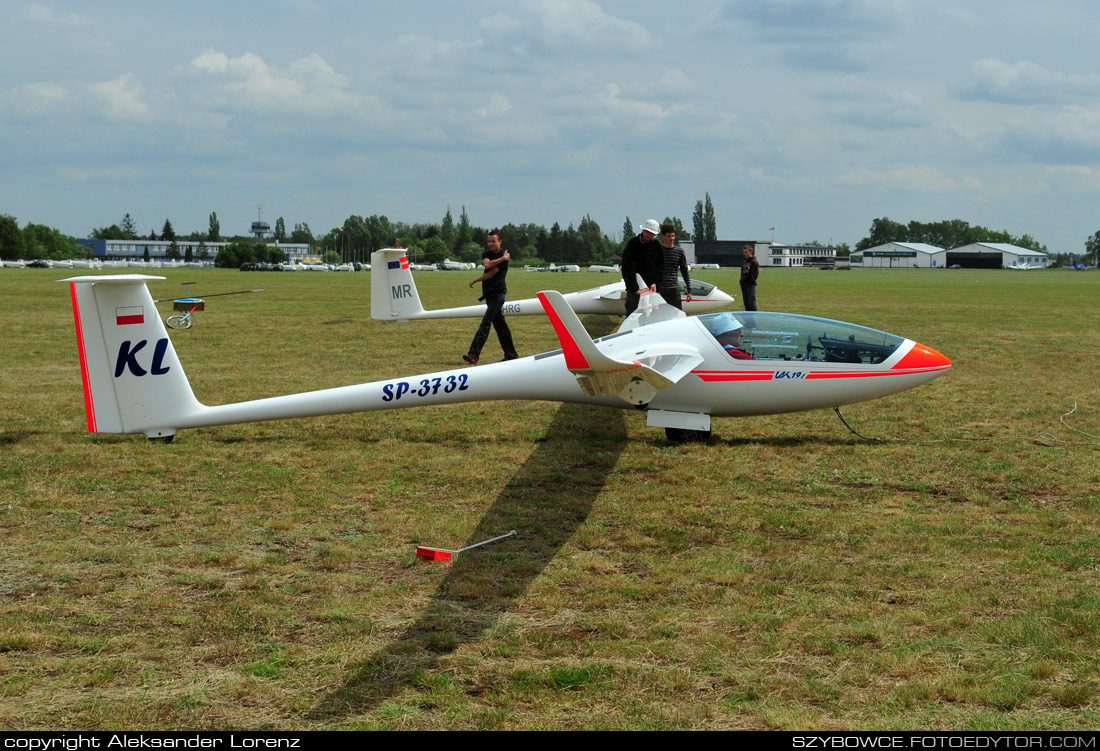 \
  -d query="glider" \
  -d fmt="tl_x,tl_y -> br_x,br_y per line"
62,275 -> 951,442
370,248 -> 734,322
